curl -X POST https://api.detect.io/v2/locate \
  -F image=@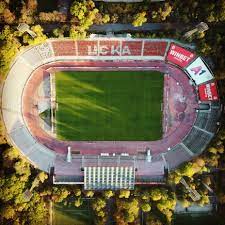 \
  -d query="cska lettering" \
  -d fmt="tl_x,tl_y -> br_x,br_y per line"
190,66 -> 206,76
87,45 -> 131,56
122,45 -> 131,55
110,45 -> 120,55
88,45 -> 98,56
